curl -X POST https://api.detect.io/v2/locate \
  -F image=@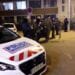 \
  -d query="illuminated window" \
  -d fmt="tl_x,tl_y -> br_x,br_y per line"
3,2 -> 13,10
16,1 -> 26,9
